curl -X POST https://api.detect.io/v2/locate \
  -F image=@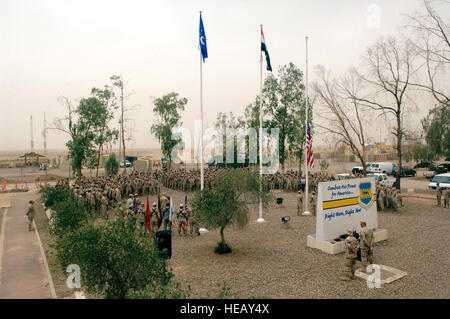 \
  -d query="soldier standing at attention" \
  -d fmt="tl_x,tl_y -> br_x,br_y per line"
26,200 -> 35,231
127,194 -> 134,216
341,229 -> 359,281
442,187 -> 449,208
297,190 -> 303,215
359,220 -> 374,272
436,183 -> 442,207
150,203 -> 161,231
136,203 -> 146,232
177,204 -> 188,236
